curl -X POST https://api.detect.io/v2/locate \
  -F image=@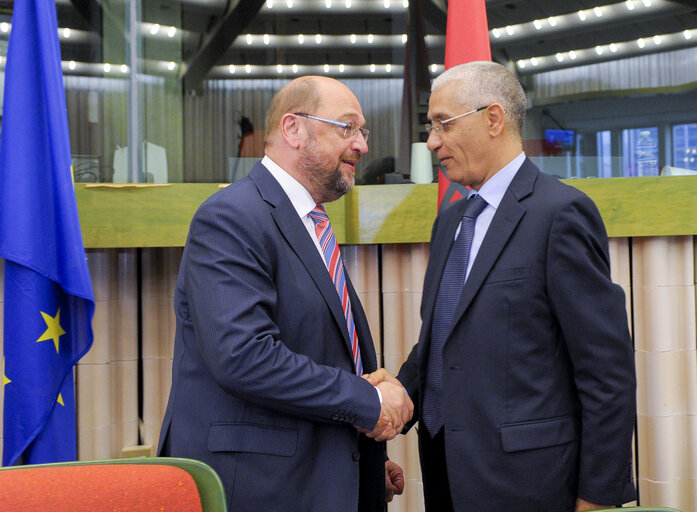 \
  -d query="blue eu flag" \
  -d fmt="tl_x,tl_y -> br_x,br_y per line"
0,0 -> 94,466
